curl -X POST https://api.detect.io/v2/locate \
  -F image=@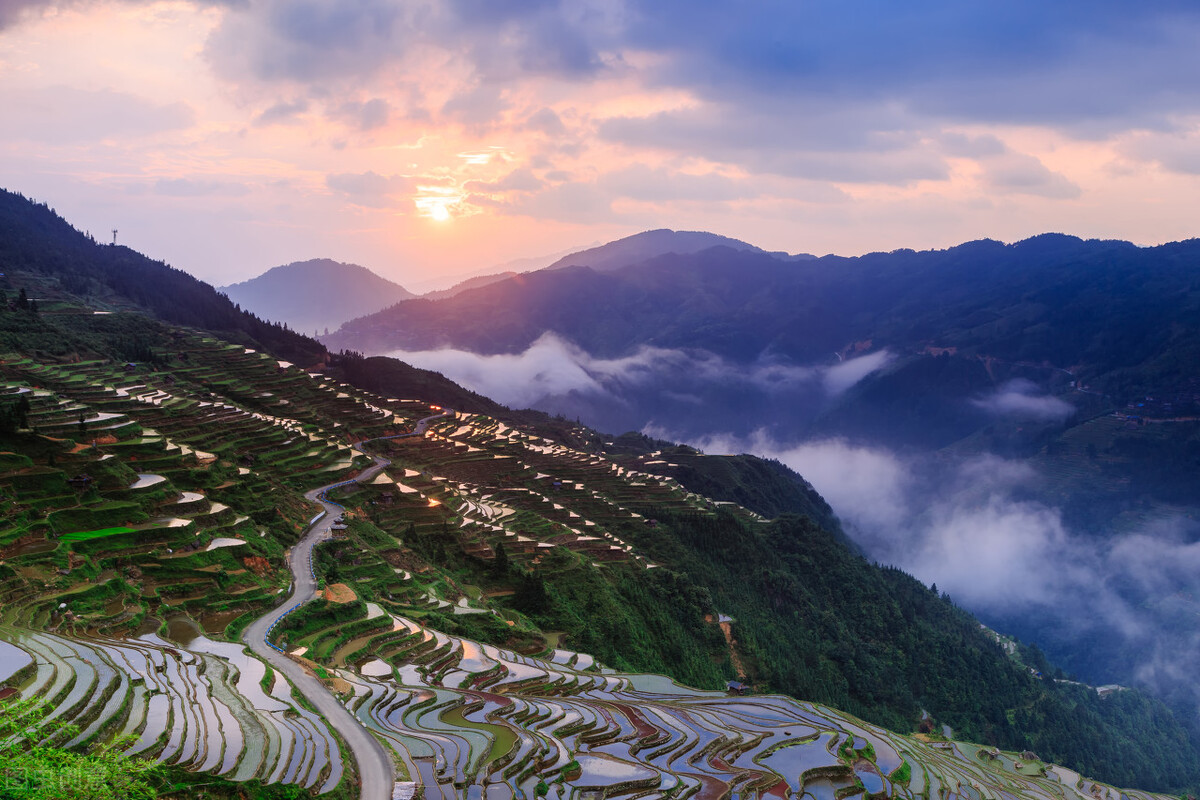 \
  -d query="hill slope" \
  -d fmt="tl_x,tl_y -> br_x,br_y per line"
0,188 -> 326,366
221,258 -> 415,335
